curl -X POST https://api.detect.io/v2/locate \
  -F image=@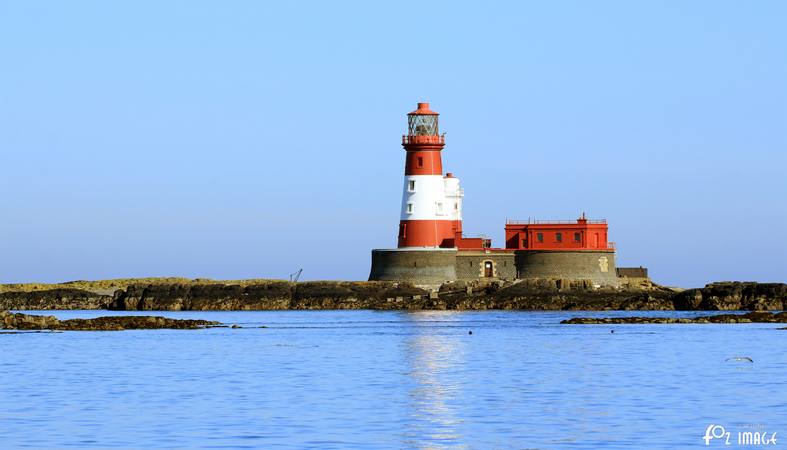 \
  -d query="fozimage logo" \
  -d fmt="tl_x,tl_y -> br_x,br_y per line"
703,424 -> 778,446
